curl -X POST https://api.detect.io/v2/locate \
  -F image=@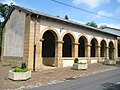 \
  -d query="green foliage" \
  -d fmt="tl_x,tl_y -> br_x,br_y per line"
11,65 -> 19,69
0,3 -> 12,54
0,21 -> 2,50
0,3 -> 12,19
78,62 -> 87,64
65,15 -> 69,20
99,25 -> 107,29
56,15 -> 60,17
118,39 -> 120,44
11,62 -> 28,72
86,21 -> 98,28
12,67 -> 28,72
74,58 -> 78,63
21,62 -> 27,69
